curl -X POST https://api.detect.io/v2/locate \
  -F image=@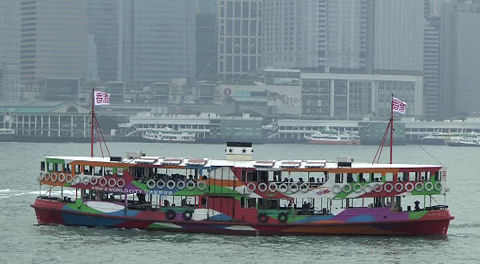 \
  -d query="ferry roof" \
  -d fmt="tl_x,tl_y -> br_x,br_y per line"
45,156 -> 442,170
